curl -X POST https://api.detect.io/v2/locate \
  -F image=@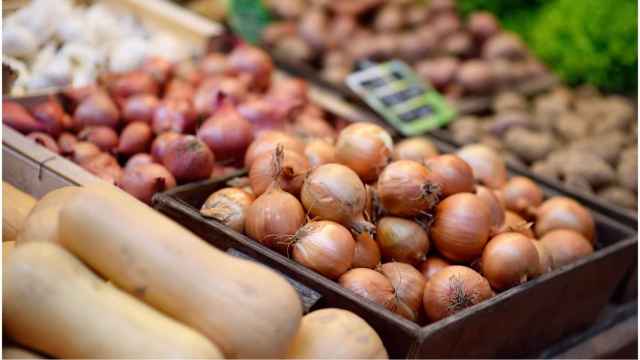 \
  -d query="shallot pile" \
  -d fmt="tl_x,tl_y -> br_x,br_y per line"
261,0 -> 548,98
201,124 -> 597,324
3,44 -> 341,205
